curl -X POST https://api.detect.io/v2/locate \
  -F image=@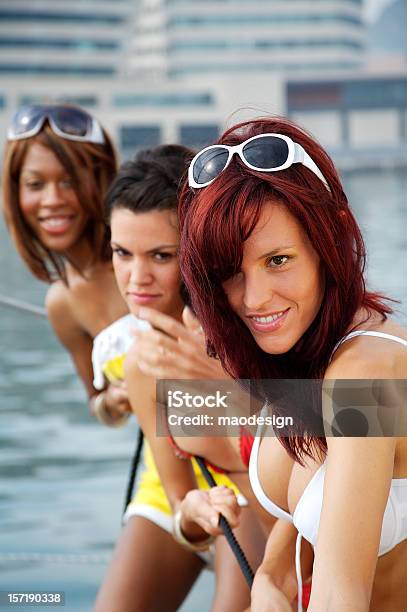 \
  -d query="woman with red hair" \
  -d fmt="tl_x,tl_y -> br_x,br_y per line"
178,116 -> 407,610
